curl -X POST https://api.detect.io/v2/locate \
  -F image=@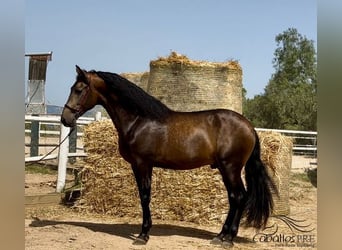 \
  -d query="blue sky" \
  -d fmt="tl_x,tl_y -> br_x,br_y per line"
25,0 -> 316,106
